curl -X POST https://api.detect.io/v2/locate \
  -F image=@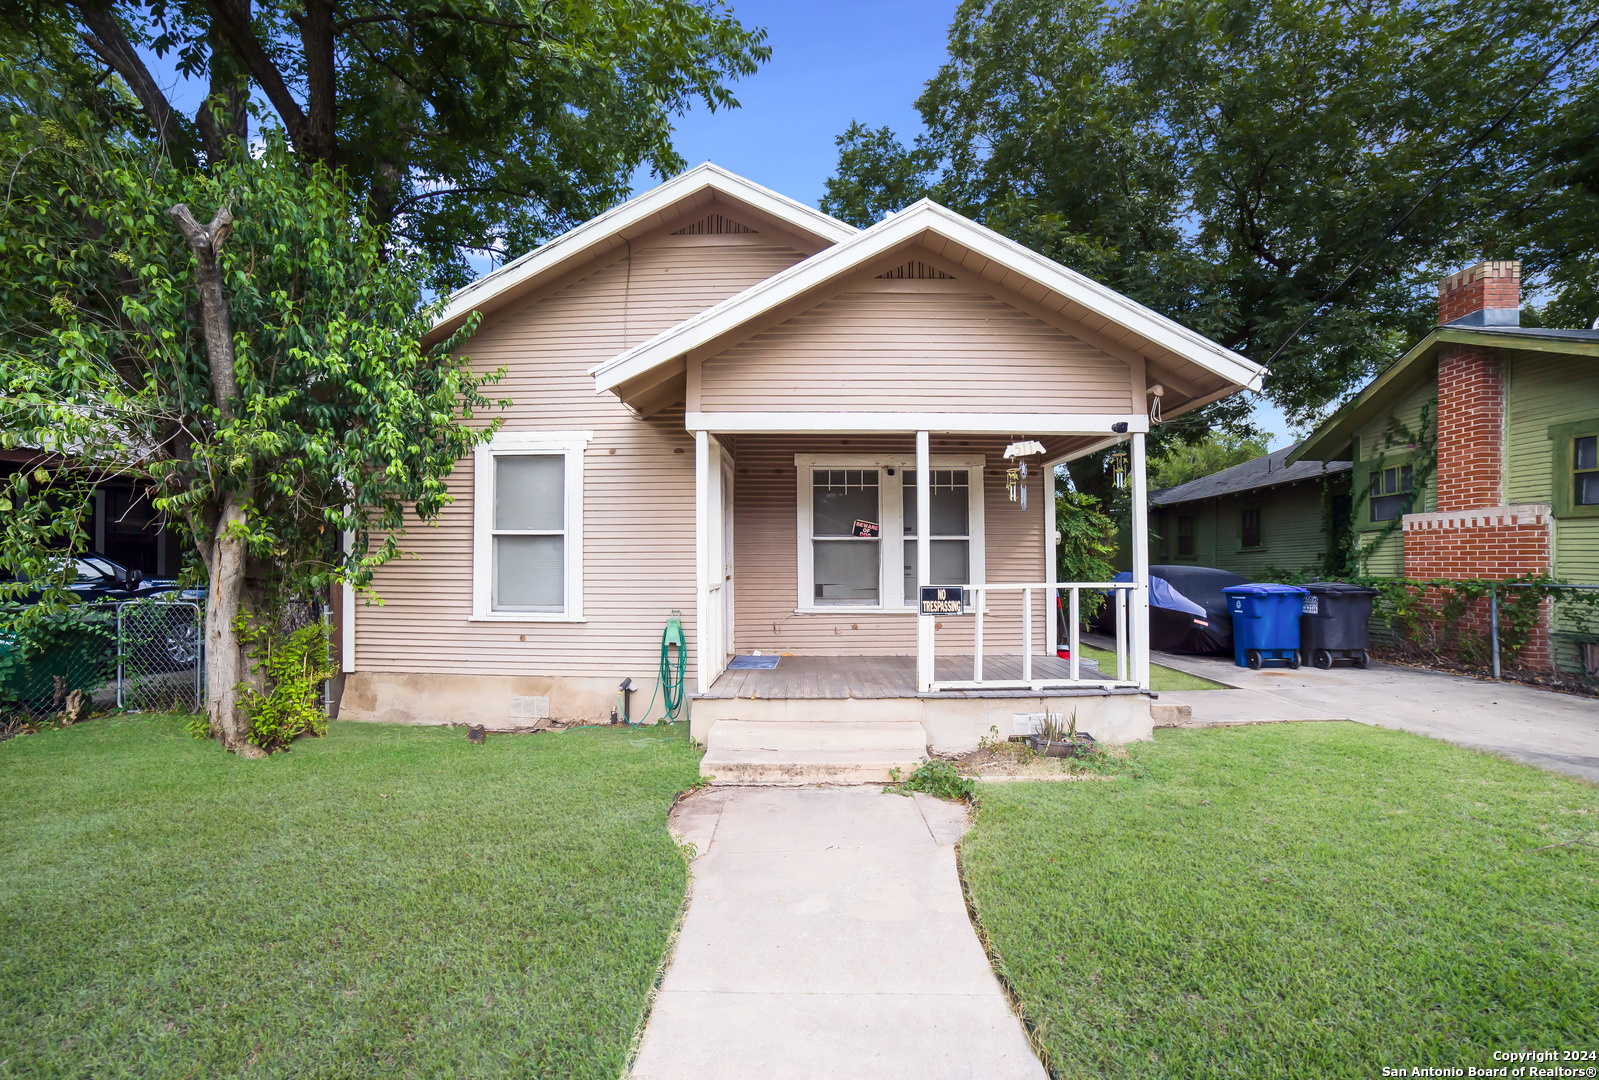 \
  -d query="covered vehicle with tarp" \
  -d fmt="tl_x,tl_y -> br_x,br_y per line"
1089,565 -> 1245,654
